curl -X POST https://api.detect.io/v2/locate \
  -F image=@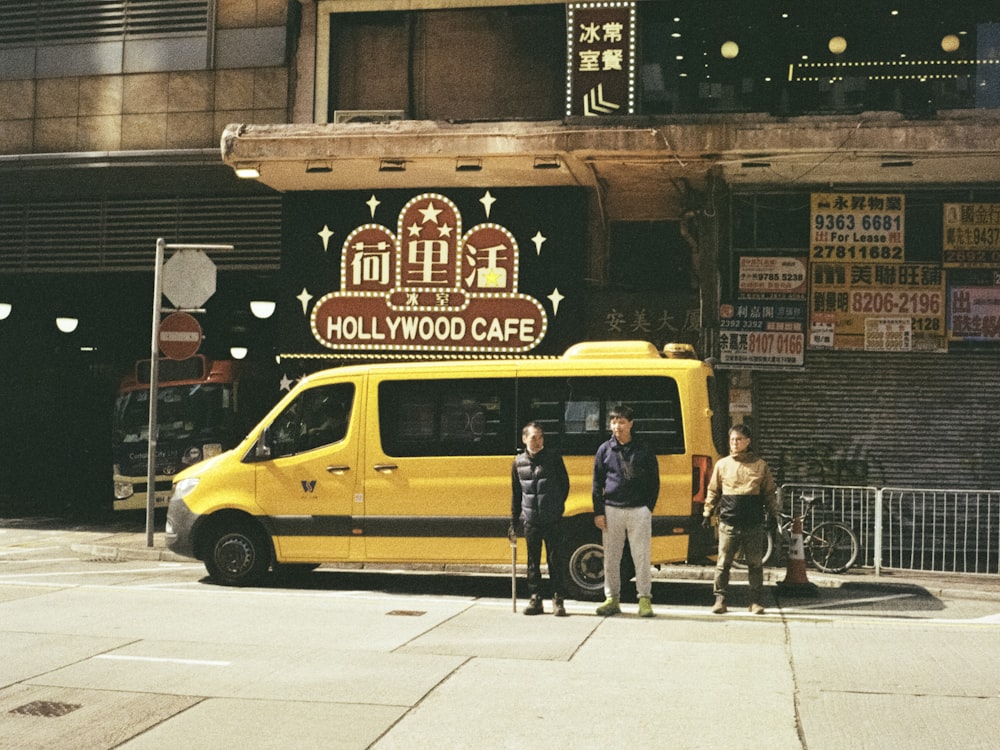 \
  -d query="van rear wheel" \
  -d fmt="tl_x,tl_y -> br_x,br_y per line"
204,521 -> 271,586
563,525 -> 605,601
